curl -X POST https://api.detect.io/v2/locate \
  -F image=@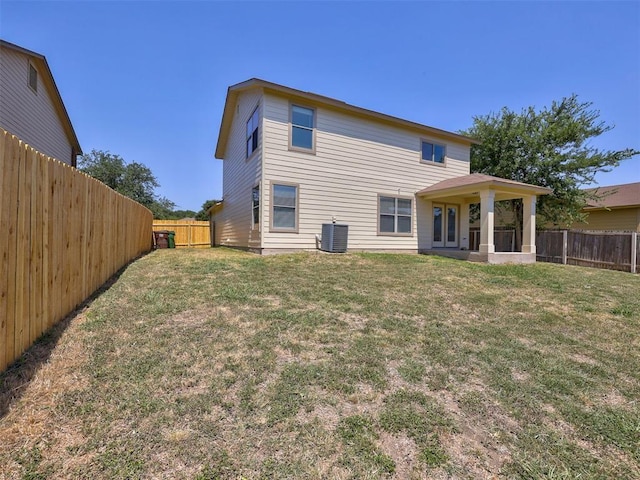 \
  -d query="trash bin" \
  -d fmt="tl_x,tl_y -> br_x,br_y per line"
153,230 -> 170,249
167,231 -> 176,249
